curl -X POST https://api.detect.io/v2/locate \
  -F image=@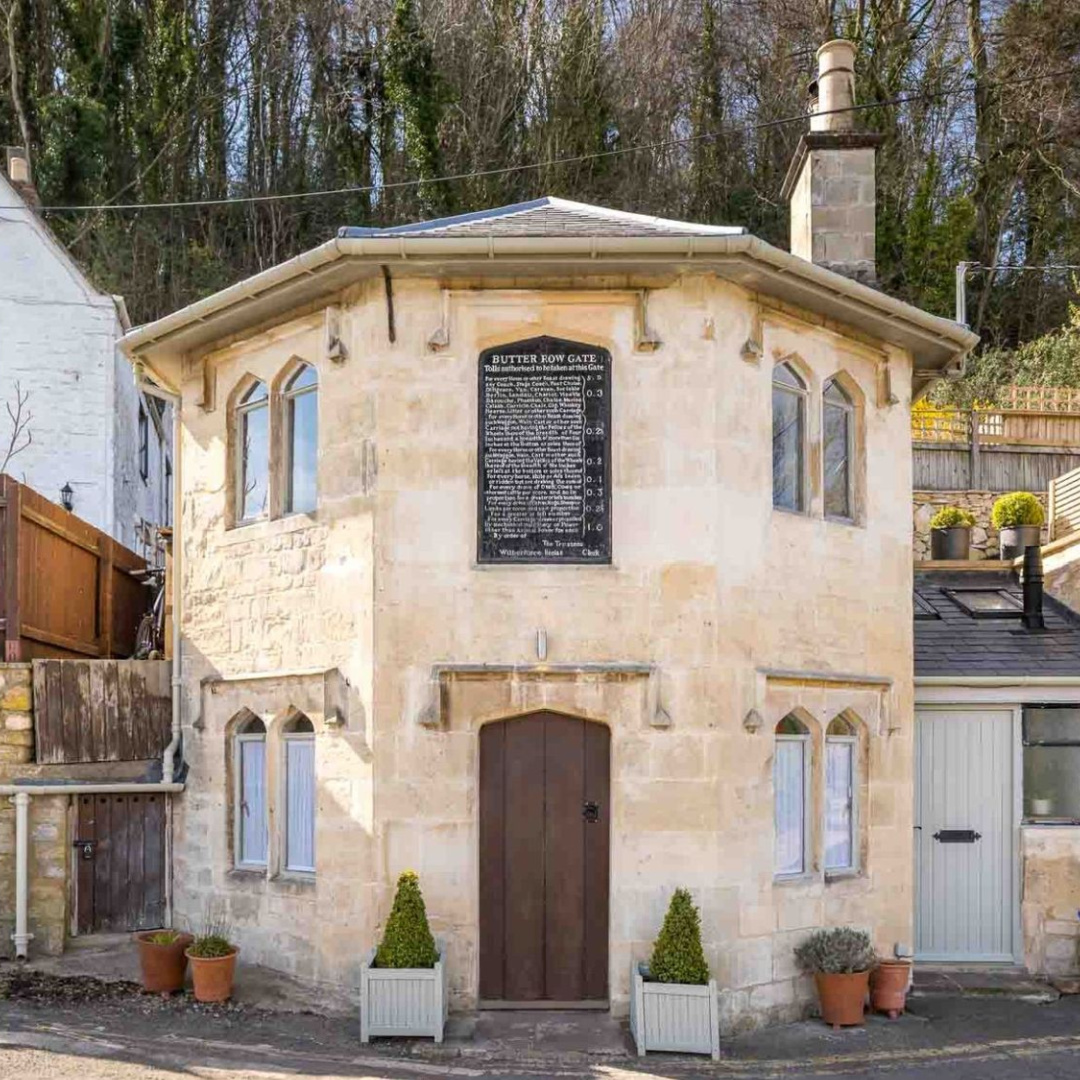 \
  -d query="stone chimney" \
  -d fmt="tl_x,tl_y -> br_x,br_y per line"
780,40 -> 882,285
4,147 -> 40,209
